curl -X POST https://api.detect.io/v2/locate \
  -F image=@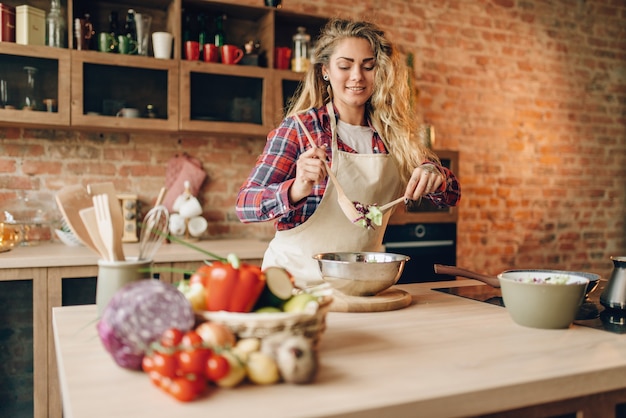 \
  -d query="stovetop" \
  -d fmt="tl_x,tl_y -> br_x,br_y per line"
433,281 -> 626,334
